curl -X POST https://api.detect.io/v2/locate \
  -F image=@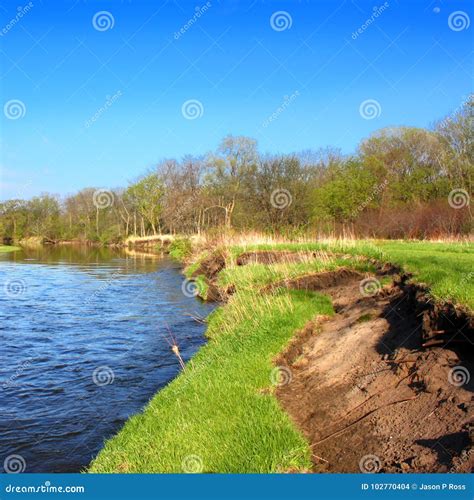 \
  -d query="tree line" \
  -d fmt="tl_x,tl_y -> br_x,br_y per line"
1,98 -> 472,242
